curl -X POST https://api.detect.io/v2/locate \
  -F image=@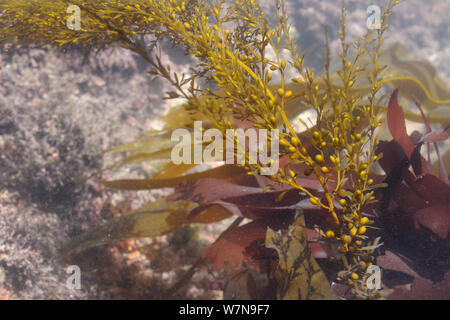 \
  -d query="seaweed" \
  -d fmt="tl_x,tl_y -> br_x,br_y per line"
1,0 -> 449,299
